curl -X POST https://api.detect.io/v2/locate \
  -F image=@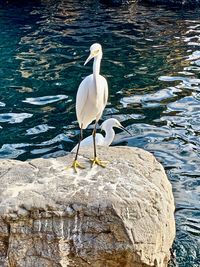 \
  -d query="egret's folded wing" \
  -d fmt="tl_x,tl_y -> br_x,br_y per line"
71,133 -> 104,152
76,78 -> 89,126
103,79 -> 108,108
